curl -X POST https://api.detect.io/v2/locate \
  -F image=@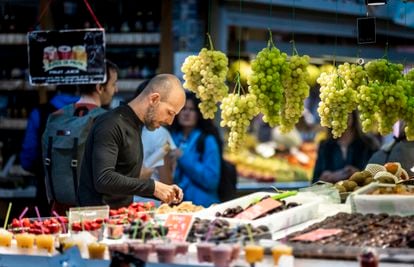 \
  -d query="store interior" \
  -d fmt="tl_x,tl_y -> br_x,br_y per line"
0,0 -> 414,266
